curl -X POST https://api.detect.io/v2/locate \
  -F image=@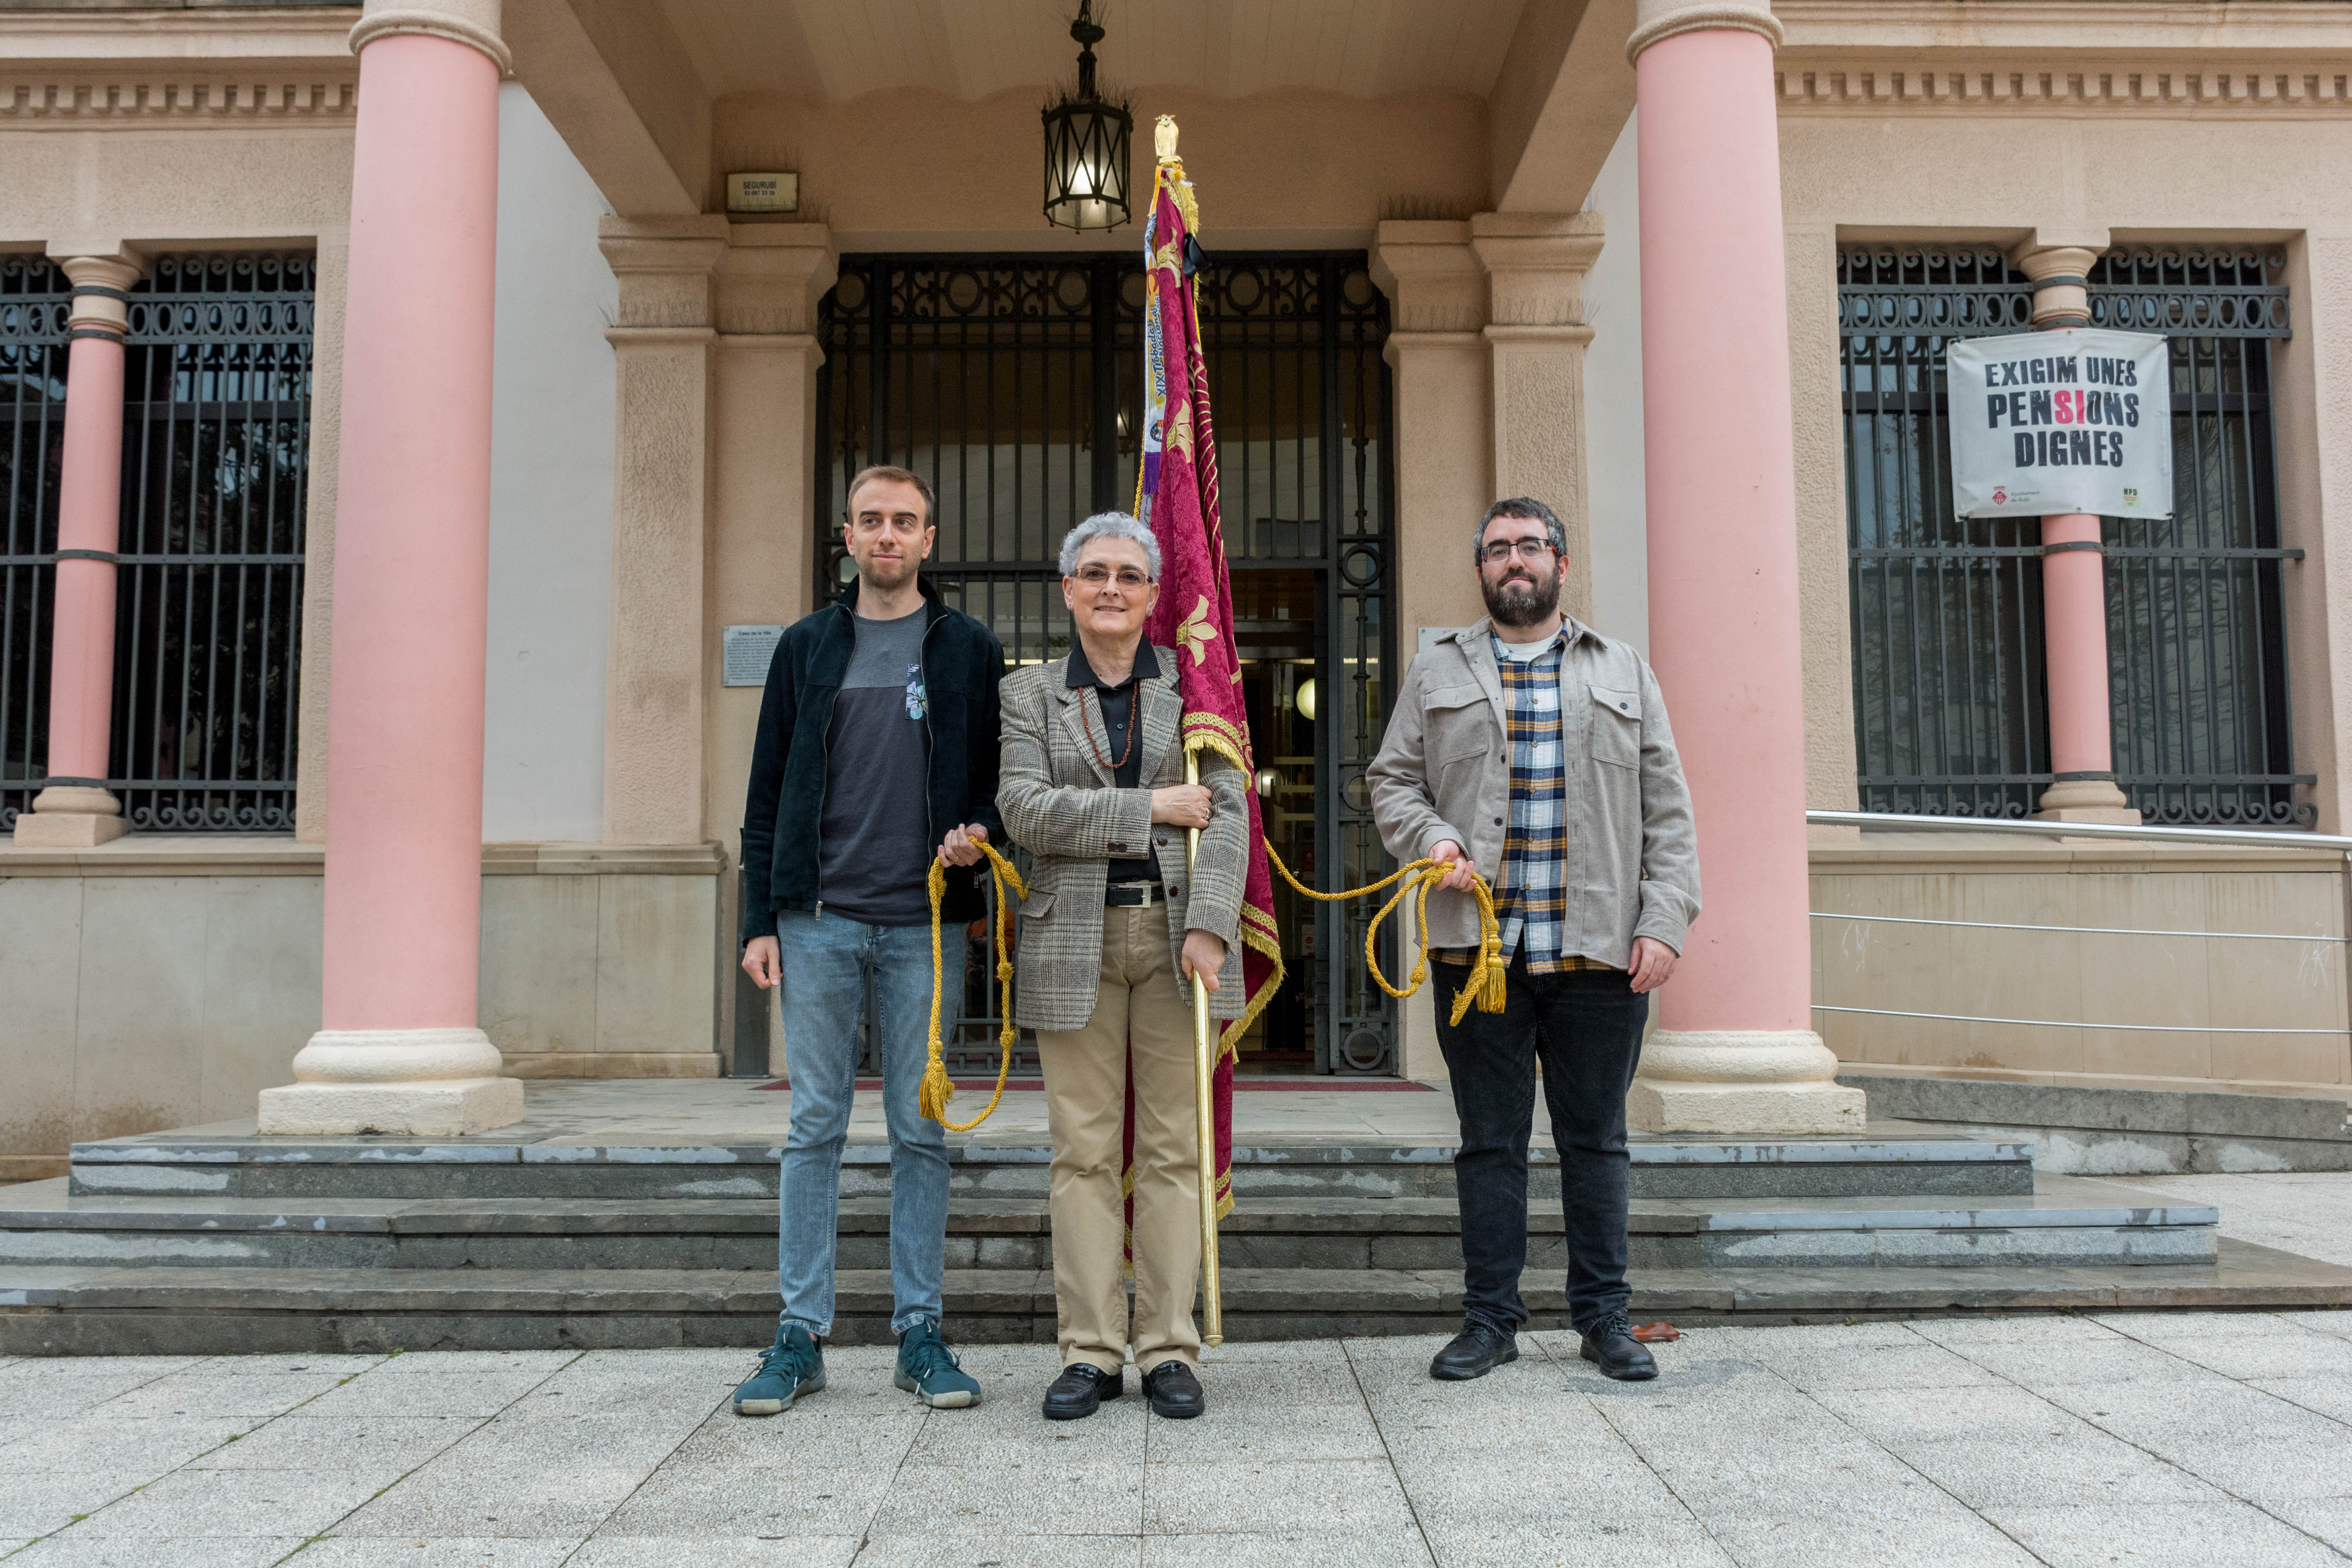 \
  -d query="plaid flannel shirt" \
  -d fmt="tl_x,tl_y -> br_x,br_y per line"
1438,628 -> 1615,974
